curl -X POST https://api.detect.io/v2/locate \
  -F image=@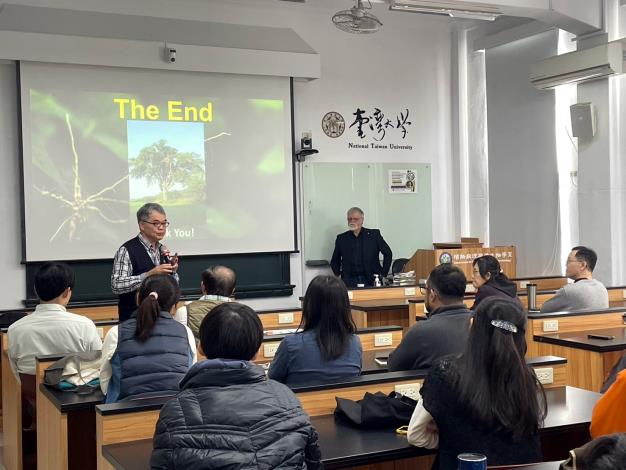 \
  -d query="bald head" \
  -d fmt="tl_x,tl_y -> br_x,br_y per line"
201,266 -> 236,297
